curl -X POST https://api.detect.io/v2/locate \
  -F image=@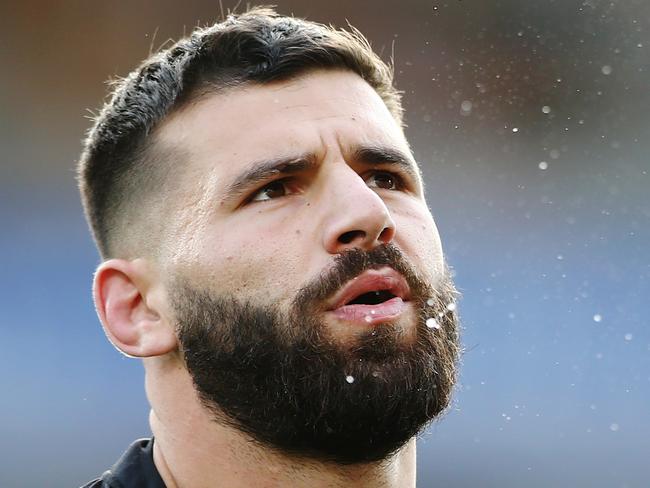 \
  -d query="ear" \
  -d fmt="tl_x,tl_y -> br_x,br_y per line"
93,259 -> 178,357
